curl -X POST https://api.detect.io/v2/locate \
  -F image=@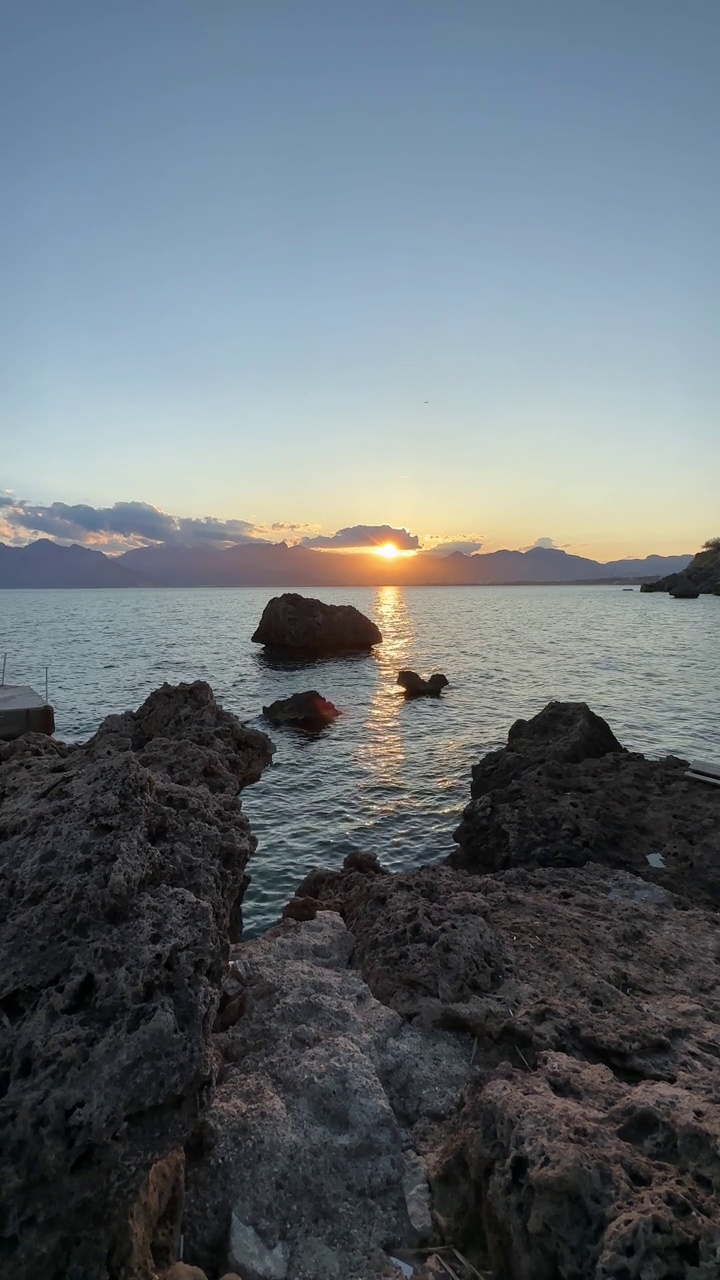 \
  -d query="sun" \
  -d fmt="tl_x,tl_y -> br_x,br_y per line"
375,542 -> 400,559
